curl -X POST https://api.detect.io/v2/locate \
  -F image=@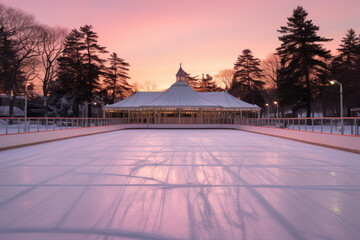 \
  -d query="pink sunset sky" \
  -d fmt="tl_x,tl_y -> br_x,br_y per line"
1,0 -> 360,90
